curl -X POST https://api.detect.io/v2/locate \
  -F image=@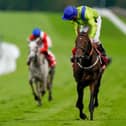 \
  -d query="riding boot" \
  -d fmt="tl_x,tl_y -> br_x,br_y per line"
46,53 -> 56,67
96,43 -> 112,66
49,65 -> 55,75
96,43 -> 106,56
